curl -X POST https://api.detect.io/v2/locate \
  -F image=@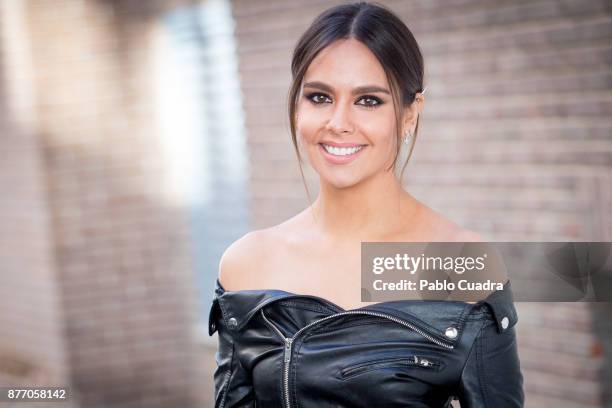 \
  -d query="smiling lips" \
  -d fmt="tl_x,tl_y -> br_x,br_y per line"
319,141 -> 367,164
